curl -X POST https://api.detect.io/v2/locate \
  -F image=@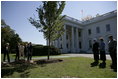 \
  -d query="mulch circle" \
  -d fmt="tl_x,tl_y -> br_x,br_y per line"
34,59 -> 63,64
